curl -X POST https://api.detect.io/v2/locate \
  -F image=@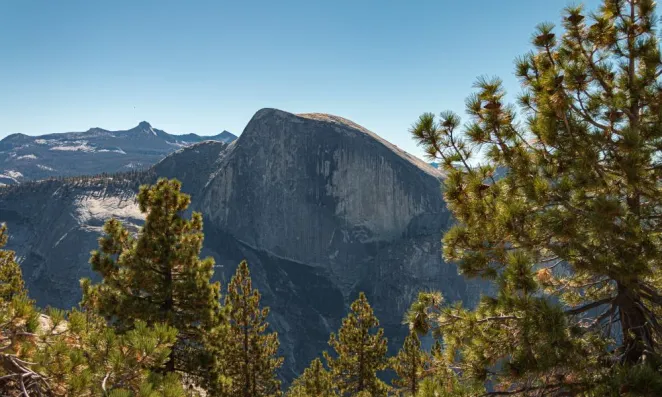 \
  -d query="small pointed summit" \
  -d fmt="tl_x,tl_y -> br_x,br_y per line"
132,121 -> 158,136
210,130 -> 238,143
